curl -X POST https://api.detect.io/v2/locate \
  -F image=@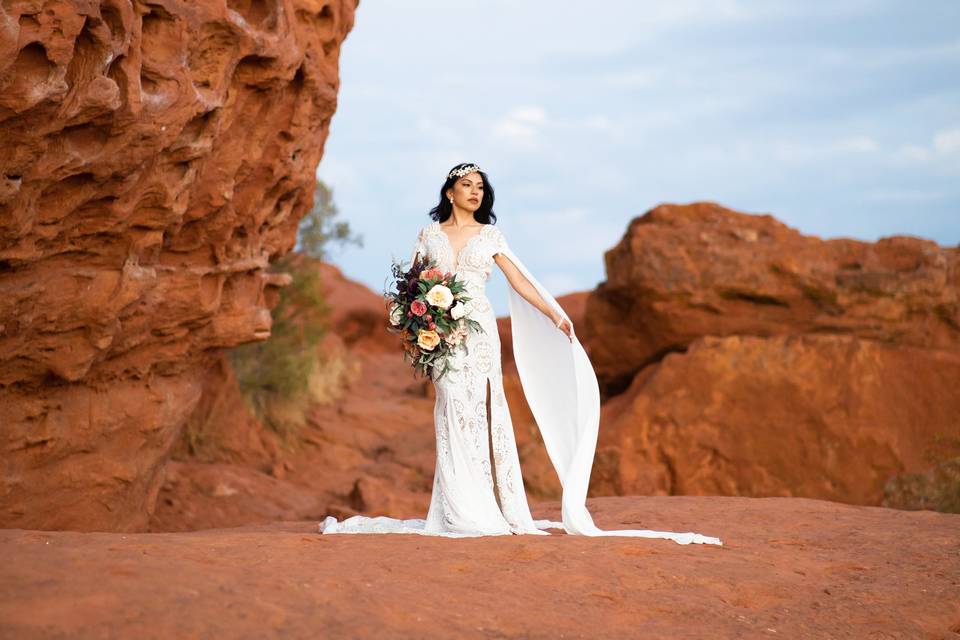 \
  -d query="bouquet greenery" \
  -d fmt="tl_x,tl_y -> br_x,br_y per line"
385,254 -> 485,381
